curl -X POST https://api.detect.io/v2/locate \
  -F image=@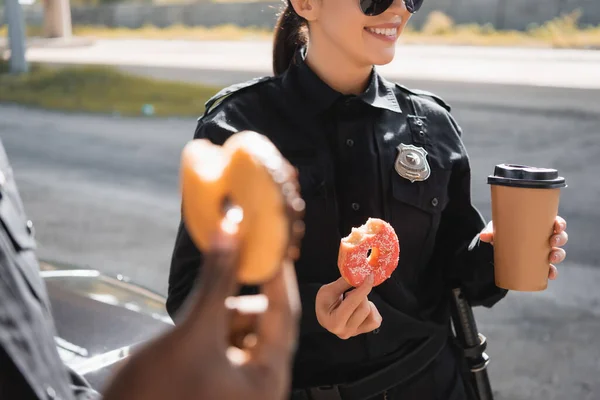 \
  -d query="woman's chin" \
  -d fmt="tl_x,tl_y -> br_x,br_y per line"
361,40 -> 397,66
369,49 -> 396,66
